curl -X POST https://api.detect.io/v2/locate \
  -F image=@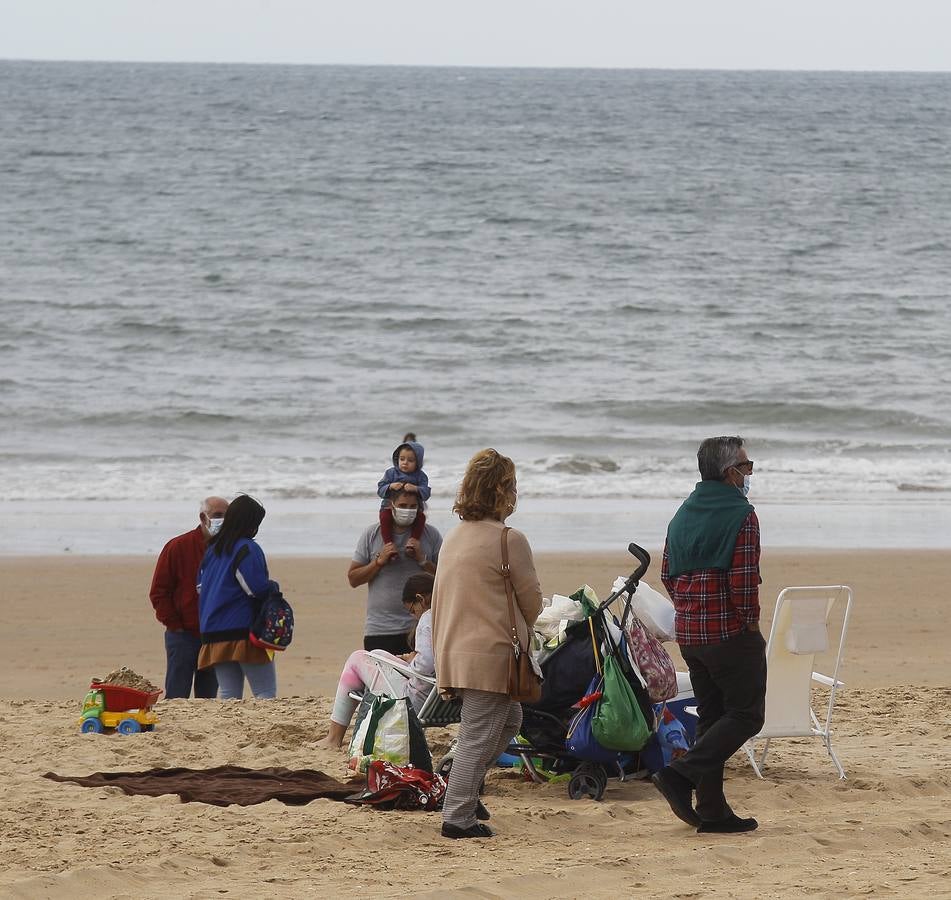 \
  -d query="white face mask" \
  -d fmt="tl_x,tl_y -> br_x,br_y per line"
206,517 -> 224,536
392,507 -> 418,527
